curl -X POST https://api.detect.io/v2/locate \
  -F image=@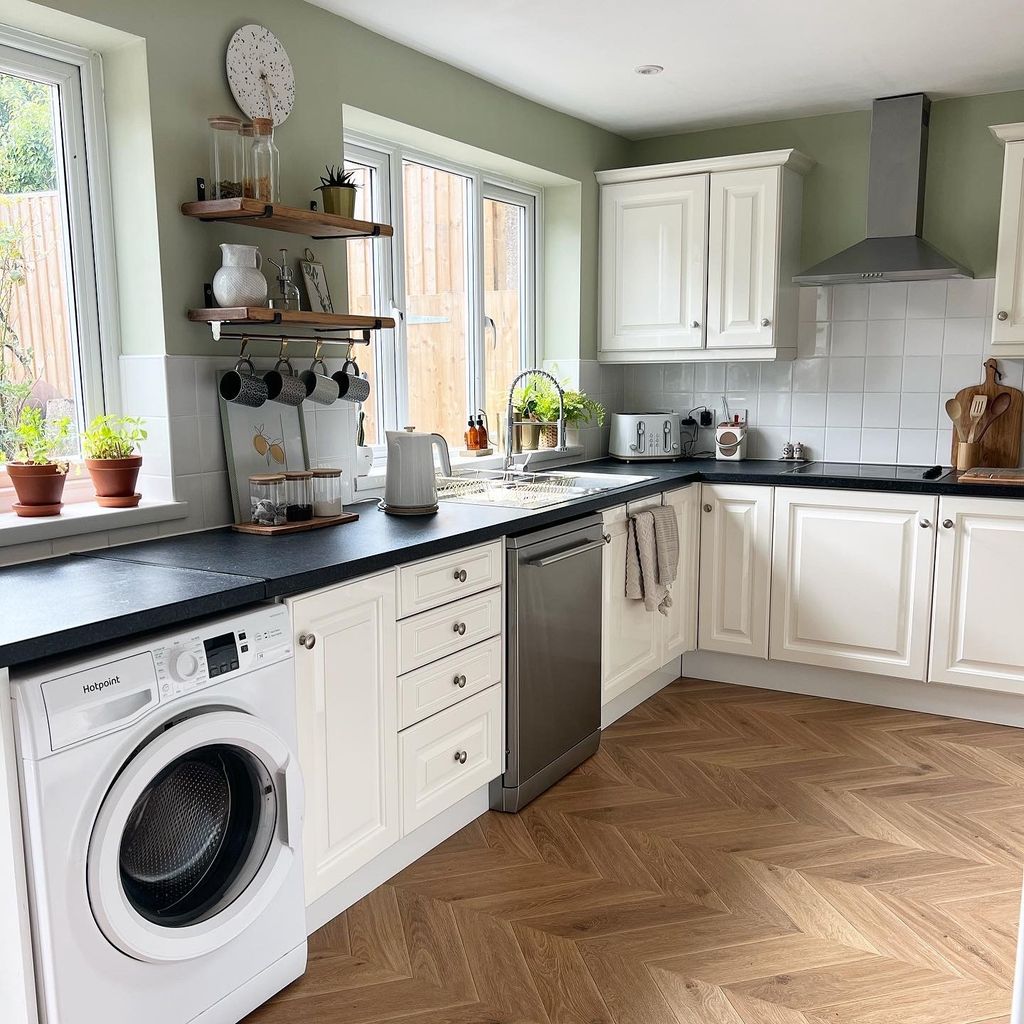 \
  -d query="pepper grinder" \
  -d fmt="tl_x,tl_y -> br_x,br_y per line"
266,248 -> 302,311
